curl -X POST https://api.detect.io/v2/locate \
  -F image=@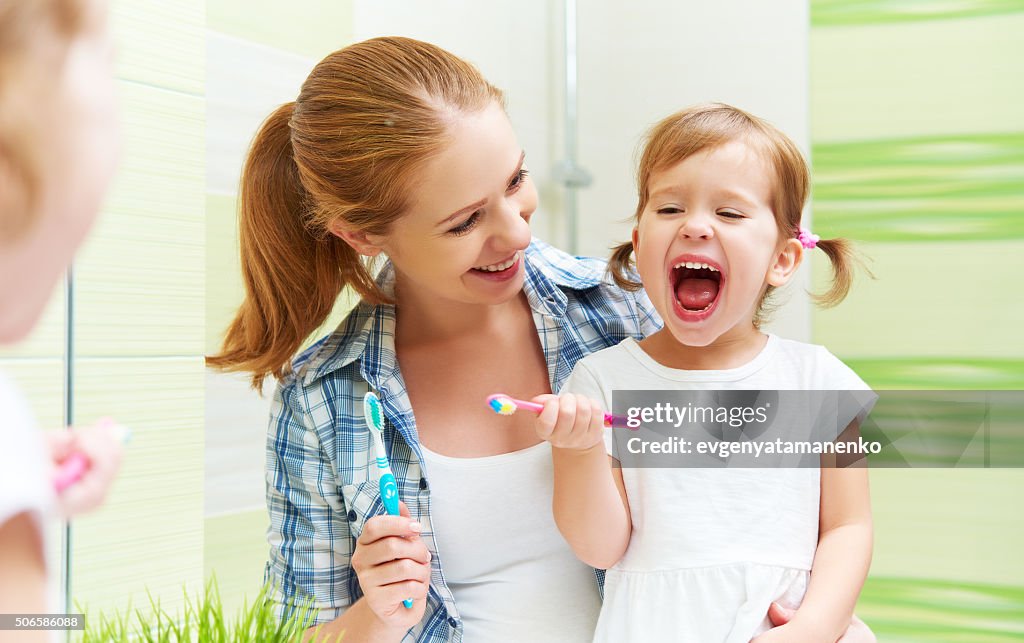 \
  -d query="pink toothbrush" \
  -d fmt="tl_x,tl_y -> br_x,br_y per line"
53,421 -> 131,493
486,393 -> 633,429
